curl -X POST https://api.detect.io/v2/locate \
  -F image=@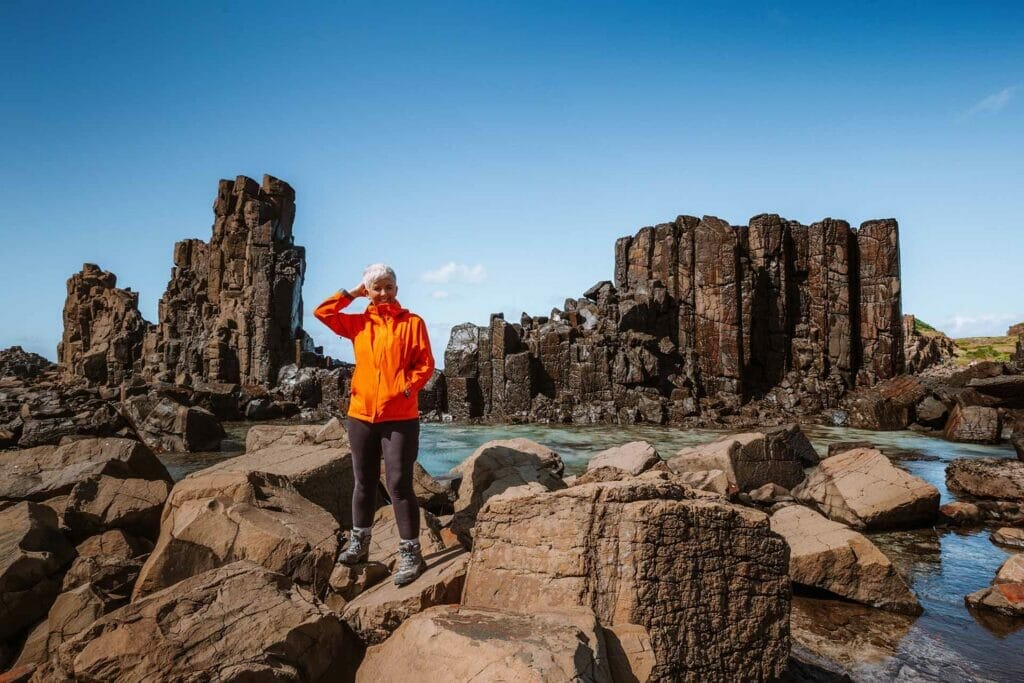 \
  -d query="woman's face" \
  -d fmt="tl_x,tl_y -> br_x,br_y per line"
367,275 -> 398,305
